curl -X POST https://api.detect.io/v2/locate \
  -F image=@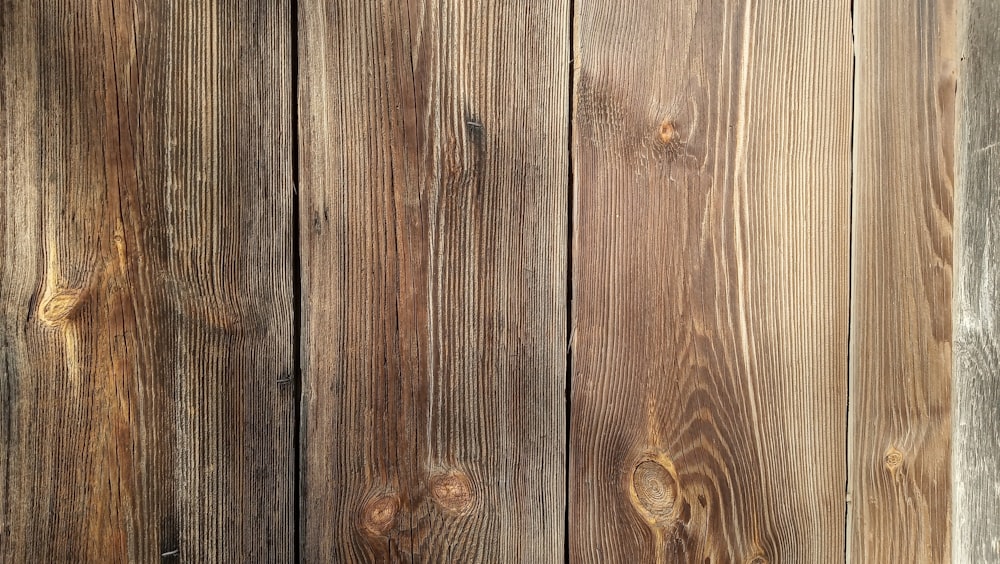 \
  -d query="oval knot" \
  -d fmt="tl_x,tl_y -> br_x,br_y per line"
631,458 -> 678,525
360,495 -> 399,536
884,447 -> 904,470
39,288 -> 87,325
430,472 -> 475,515
658,120 -> 677,144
